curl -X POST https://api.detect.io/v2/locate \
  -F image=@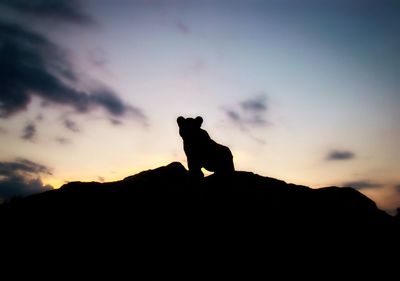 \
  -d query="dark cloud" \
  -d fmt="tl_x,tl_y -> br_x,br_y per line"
0,0 -> 94,25
226,110 -> 241,123
327,150 -> 355,161
0,158 -> 52,175
0,178 -> 52,199
64,119 -> 80,133
241,97 -> 267,112
343,180 -> 382,190
0,20 -> 146,122
225,95 -> 268,128
21,122 -> 36,141
0,158 -> 53,199
90,89 -> 145,118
